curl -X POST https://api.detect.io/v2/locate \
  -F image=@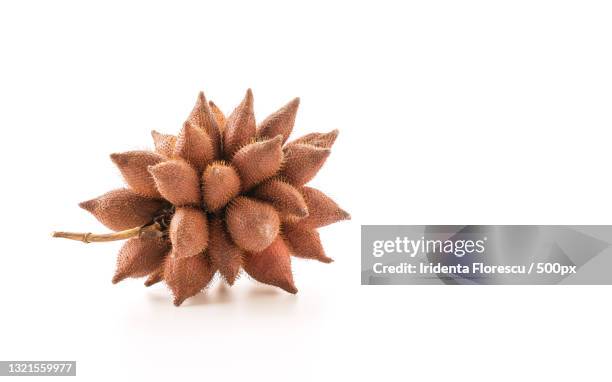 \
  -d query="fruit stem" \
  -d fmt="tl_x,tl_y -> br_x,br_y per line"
51,222 -> 163,243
